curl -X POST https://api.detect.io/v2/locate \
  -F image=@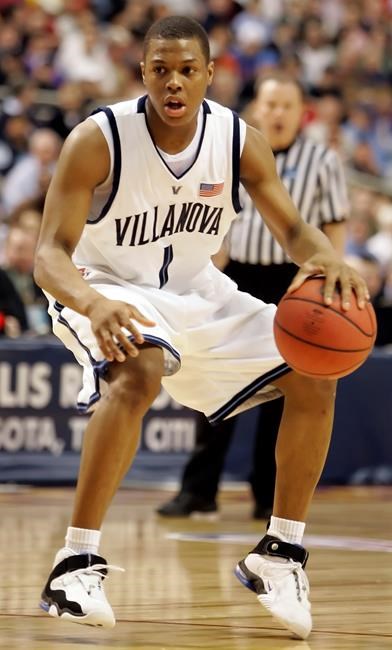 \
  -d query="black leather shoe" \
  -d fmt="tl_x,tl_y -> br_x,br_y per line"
156,493 -> 218,518
253,504 -> 273,520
